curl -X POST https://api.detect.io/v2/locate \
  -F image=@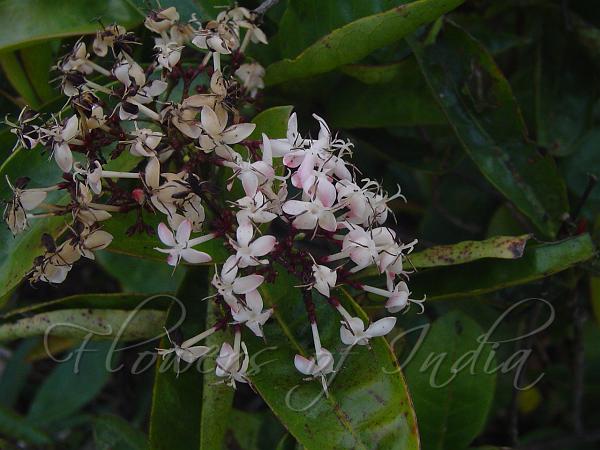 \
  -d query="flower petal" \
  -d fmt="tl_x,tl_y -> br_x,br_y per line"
157,222 -> 176,246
